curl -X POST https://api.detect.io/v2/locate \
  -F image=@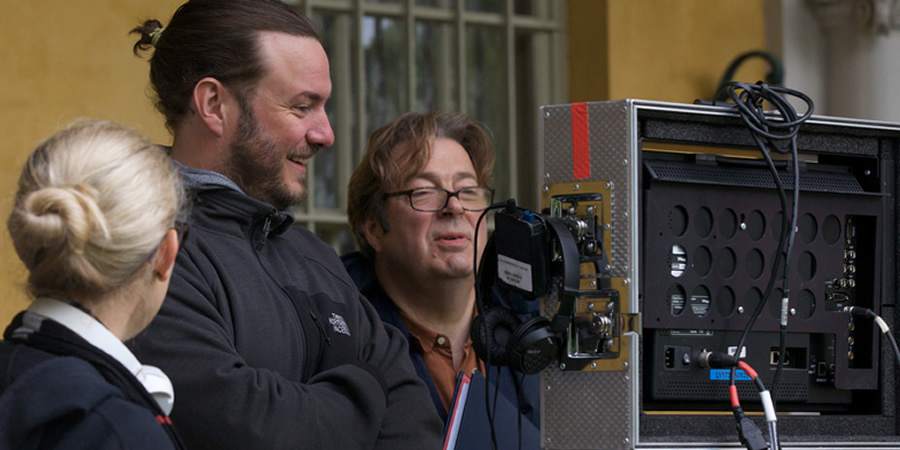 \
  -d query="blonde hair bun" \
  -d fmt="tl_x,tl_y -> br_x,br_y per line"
8,119 -> 185,299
